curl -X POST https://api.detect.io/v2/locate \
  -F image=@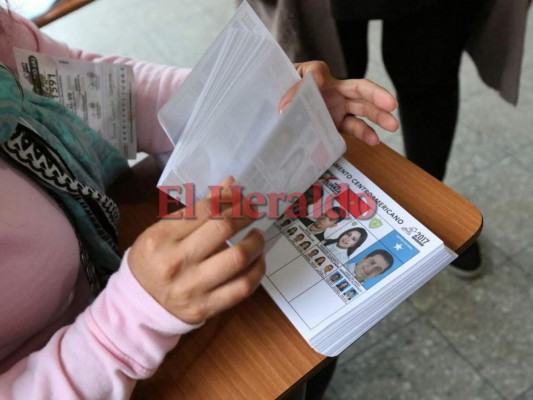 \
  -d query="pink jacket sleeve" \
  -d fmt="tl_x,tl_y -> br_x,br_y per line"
1,9 -> 190,154
0,9 -> 201,398
0,252 -> 201,399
